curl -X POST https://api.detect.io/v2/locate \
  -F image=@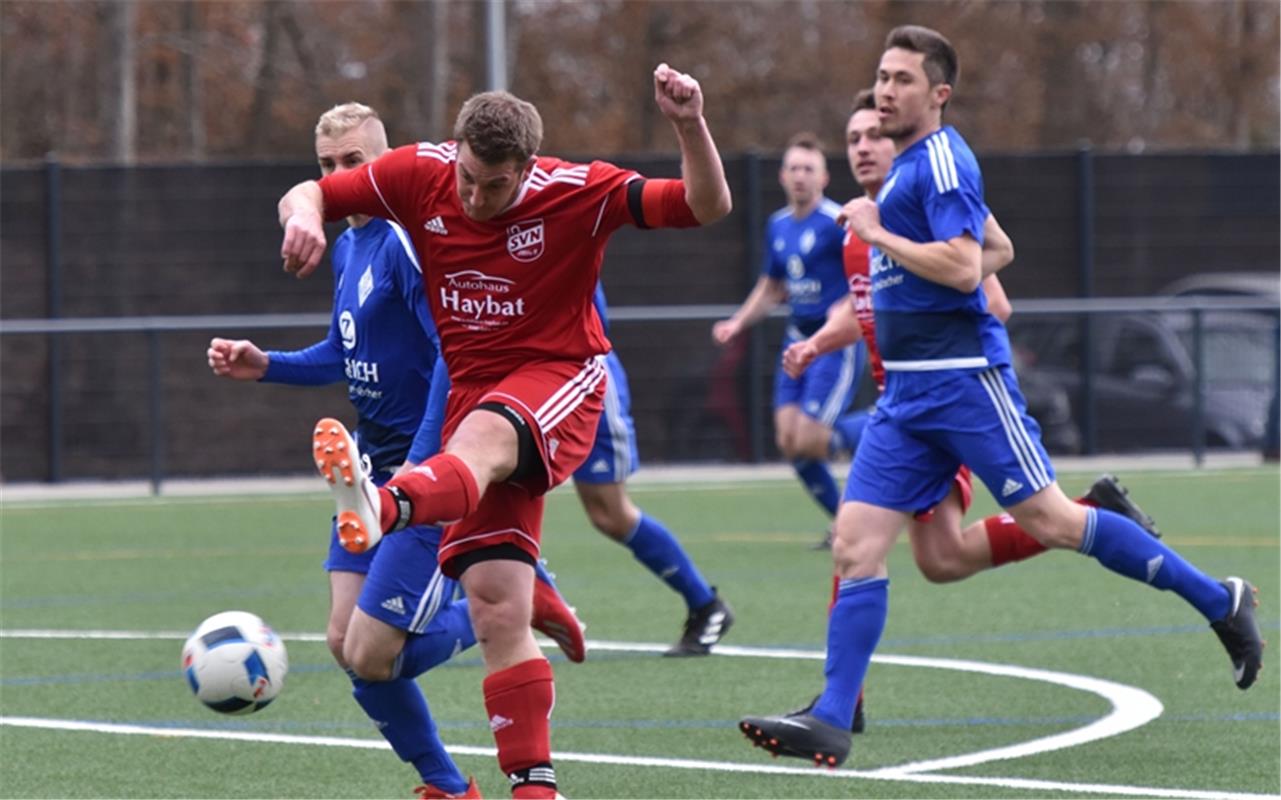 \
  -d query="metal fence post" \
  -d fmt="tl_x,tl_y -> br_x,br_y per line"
147,329 -> 165,494
743,152 -> 766,463
44,154 -> 64,482
1076,144 -> 1097,455
1190,308 -> 1205,467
